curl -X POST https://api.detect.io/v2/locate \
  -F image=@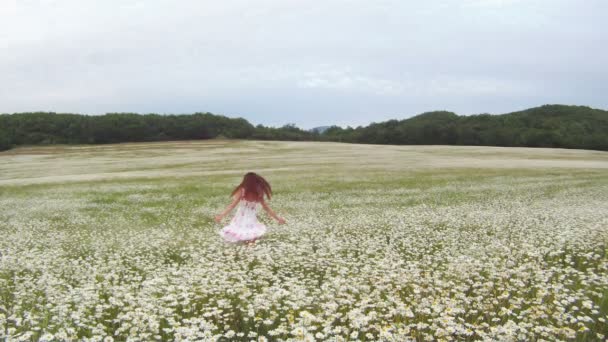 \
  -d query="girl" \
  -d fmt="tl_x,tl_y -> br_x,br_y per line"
215,172 -> 286,243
